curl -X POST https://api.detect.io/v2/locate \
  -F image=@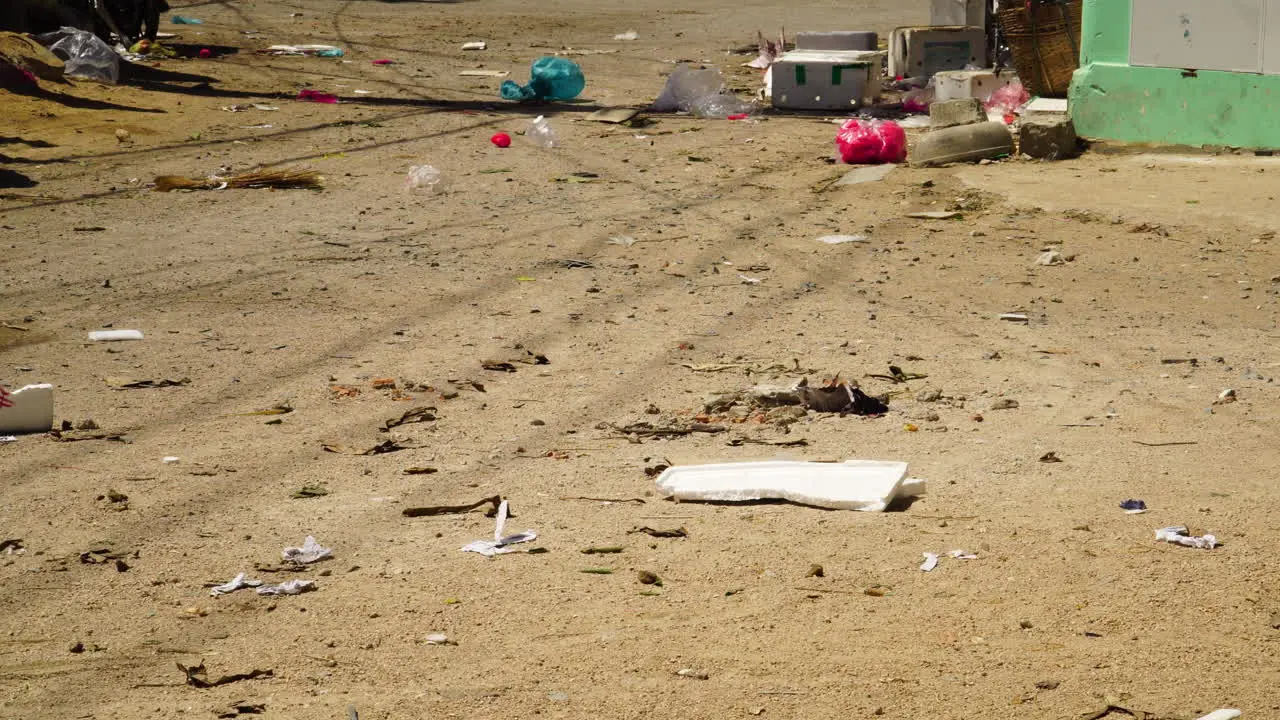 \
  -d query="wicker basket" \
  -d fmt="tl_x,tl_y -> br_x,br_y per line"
998,1 -> 1083,97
